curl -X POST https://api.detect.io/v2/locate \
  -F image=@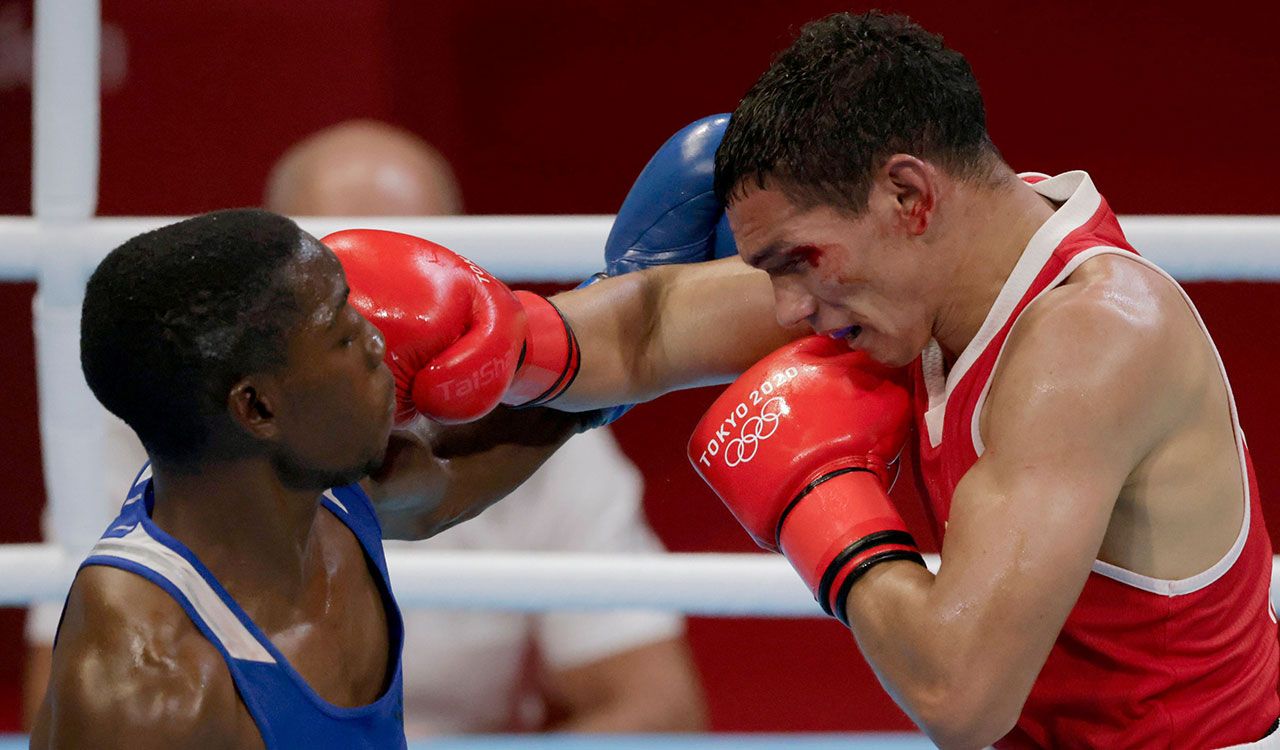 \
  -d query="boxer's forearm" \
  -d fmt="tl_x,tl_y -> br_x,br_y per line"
842,486 -> 1100,750
550,257 -> 801,409
367,407 -> 586,540
842,562 -> 1028,749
